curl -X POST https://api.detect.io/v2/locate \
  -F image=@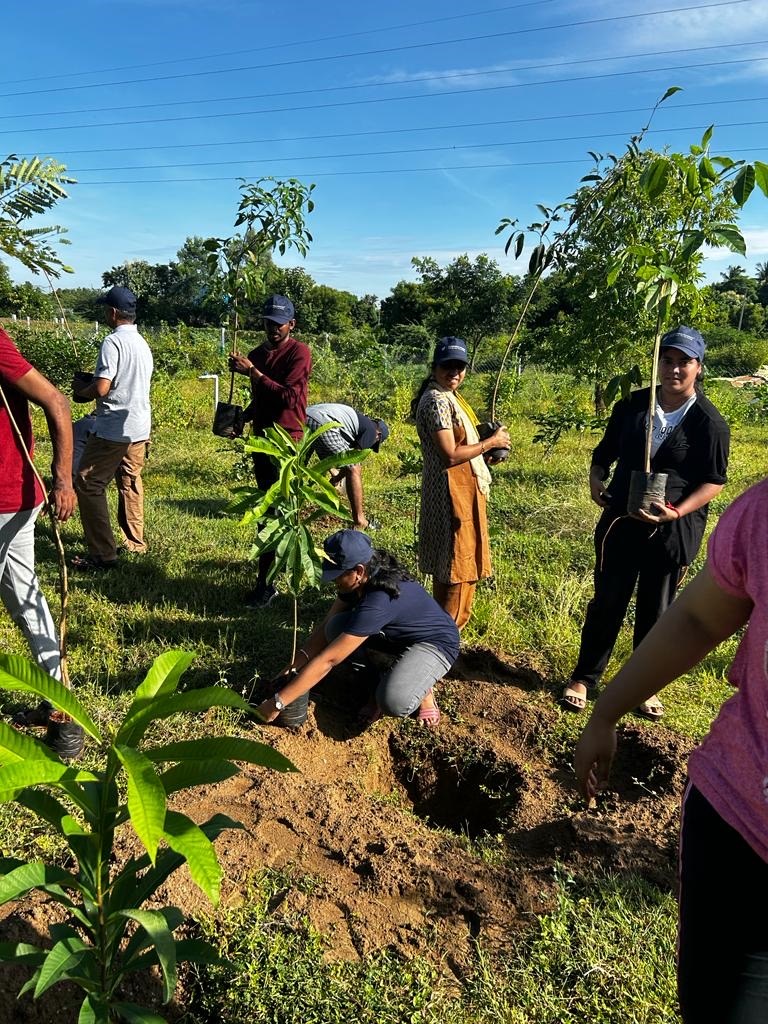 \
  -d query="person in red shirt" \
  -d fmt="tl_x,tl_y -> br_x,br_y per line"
0,327 -> 82,751
229,294 -> 312,607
